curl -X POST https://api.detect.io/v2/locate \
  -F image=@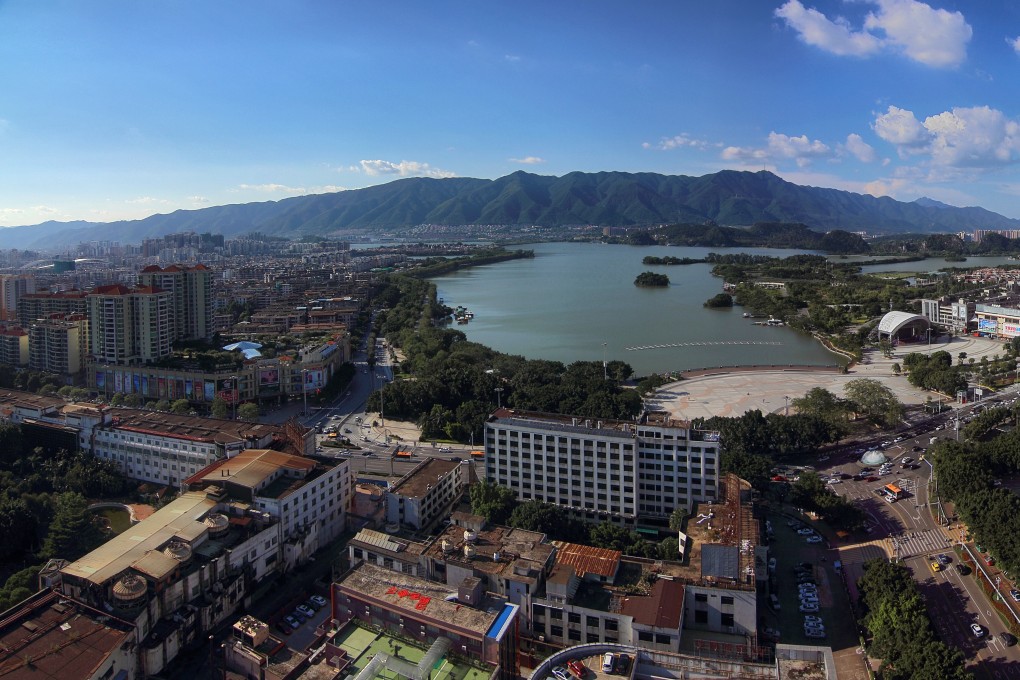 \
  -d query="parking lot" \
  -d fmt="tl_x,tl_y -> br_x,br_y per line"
761,512 -> 858,649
